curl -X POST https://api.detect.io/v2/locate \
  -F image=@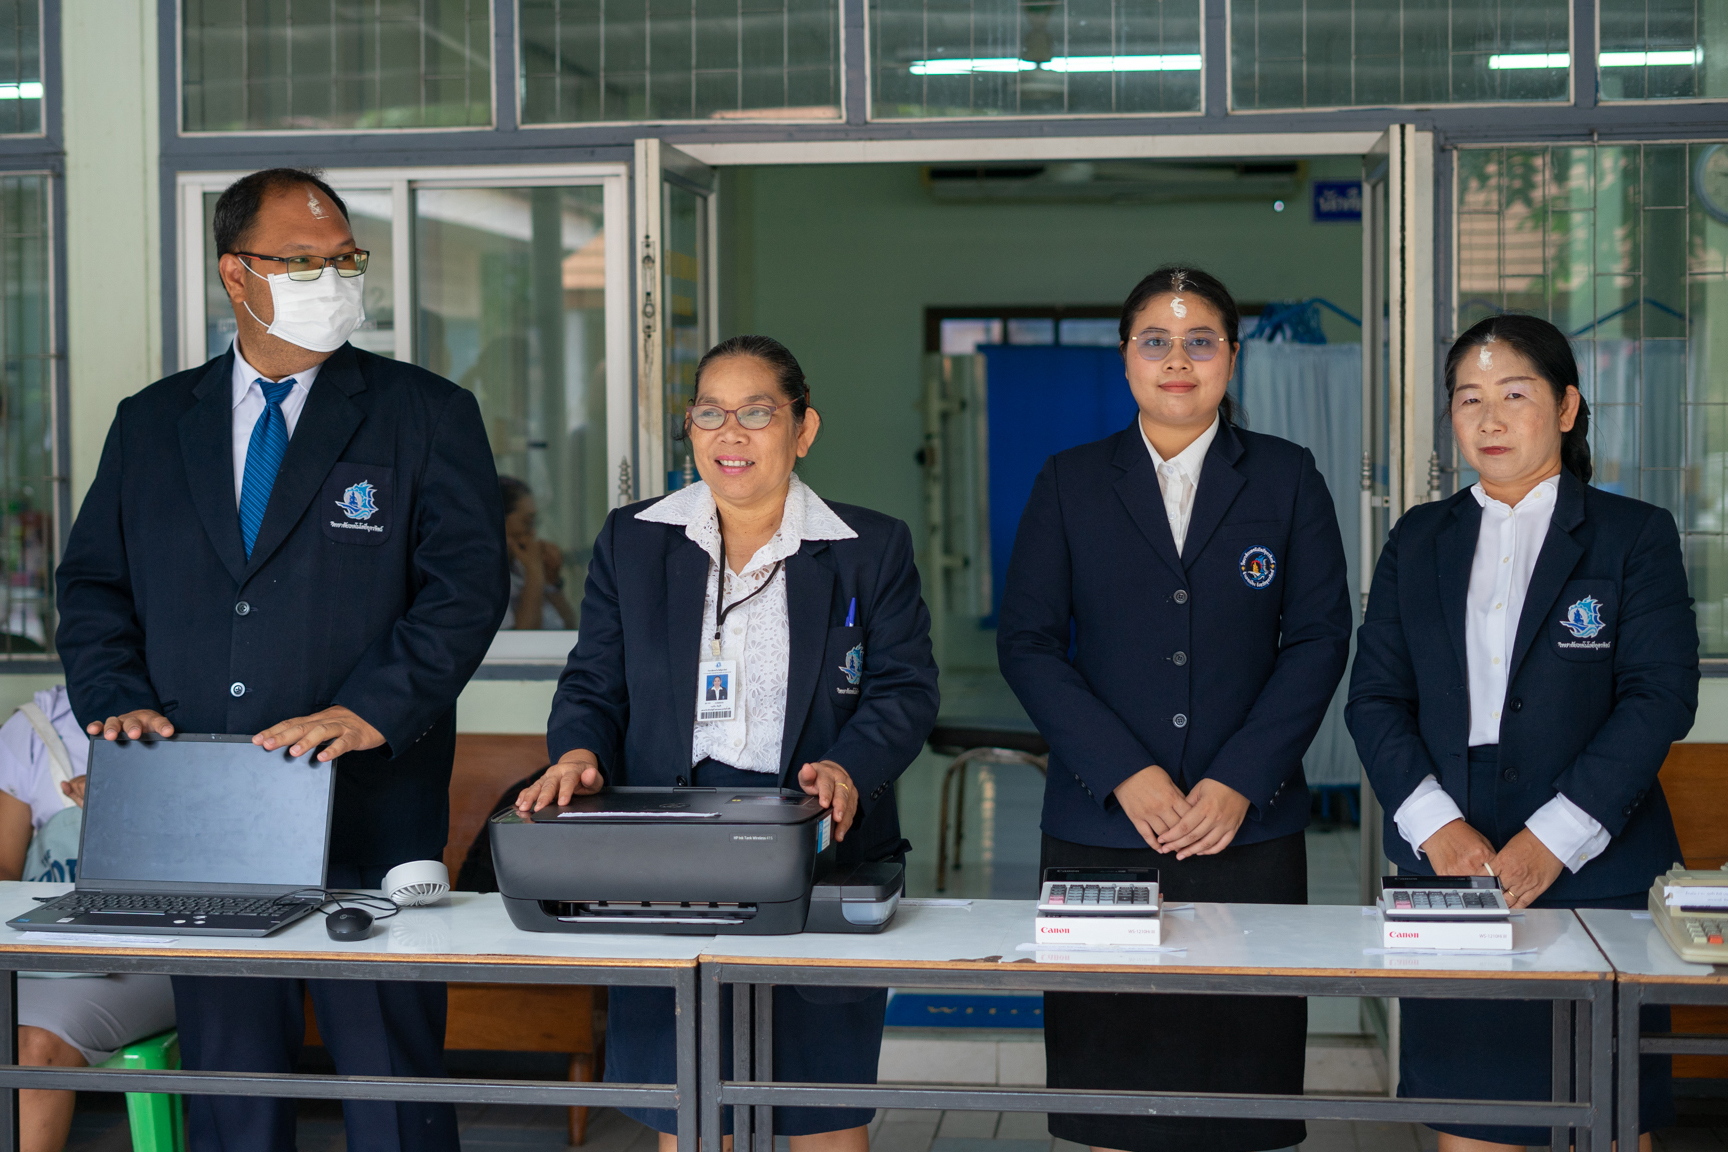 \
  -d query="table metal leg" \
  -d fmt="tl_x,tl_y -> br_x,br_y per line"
1552,998 -> 1572,1152
679,967 -> 702,1152
754,982 -> 773,1152
733,982 -> 754,1152
700,966 -> 722,1152
1617,981 -> 1643,1152
1588,988 -> 1611,1152
0,969 -> 14,1152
